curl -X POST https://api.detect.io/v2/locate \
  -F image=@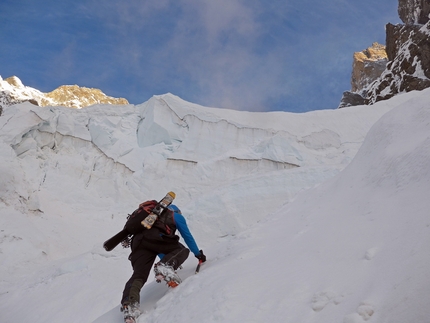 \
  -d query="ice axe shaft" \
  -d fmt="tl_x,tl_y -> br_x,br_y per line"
195,260 -> 203,274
